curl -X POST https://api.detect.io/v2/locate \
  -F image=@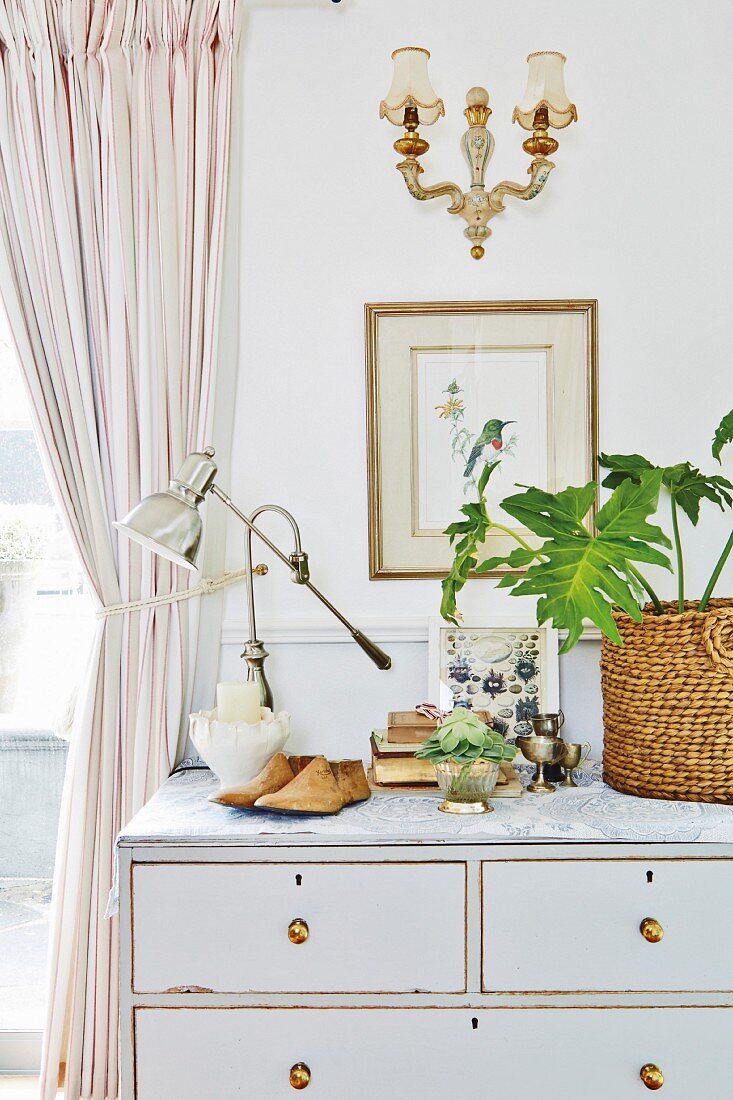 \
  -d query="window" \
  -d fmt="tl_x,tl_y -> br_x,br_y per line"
0,314 -> 93,1069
